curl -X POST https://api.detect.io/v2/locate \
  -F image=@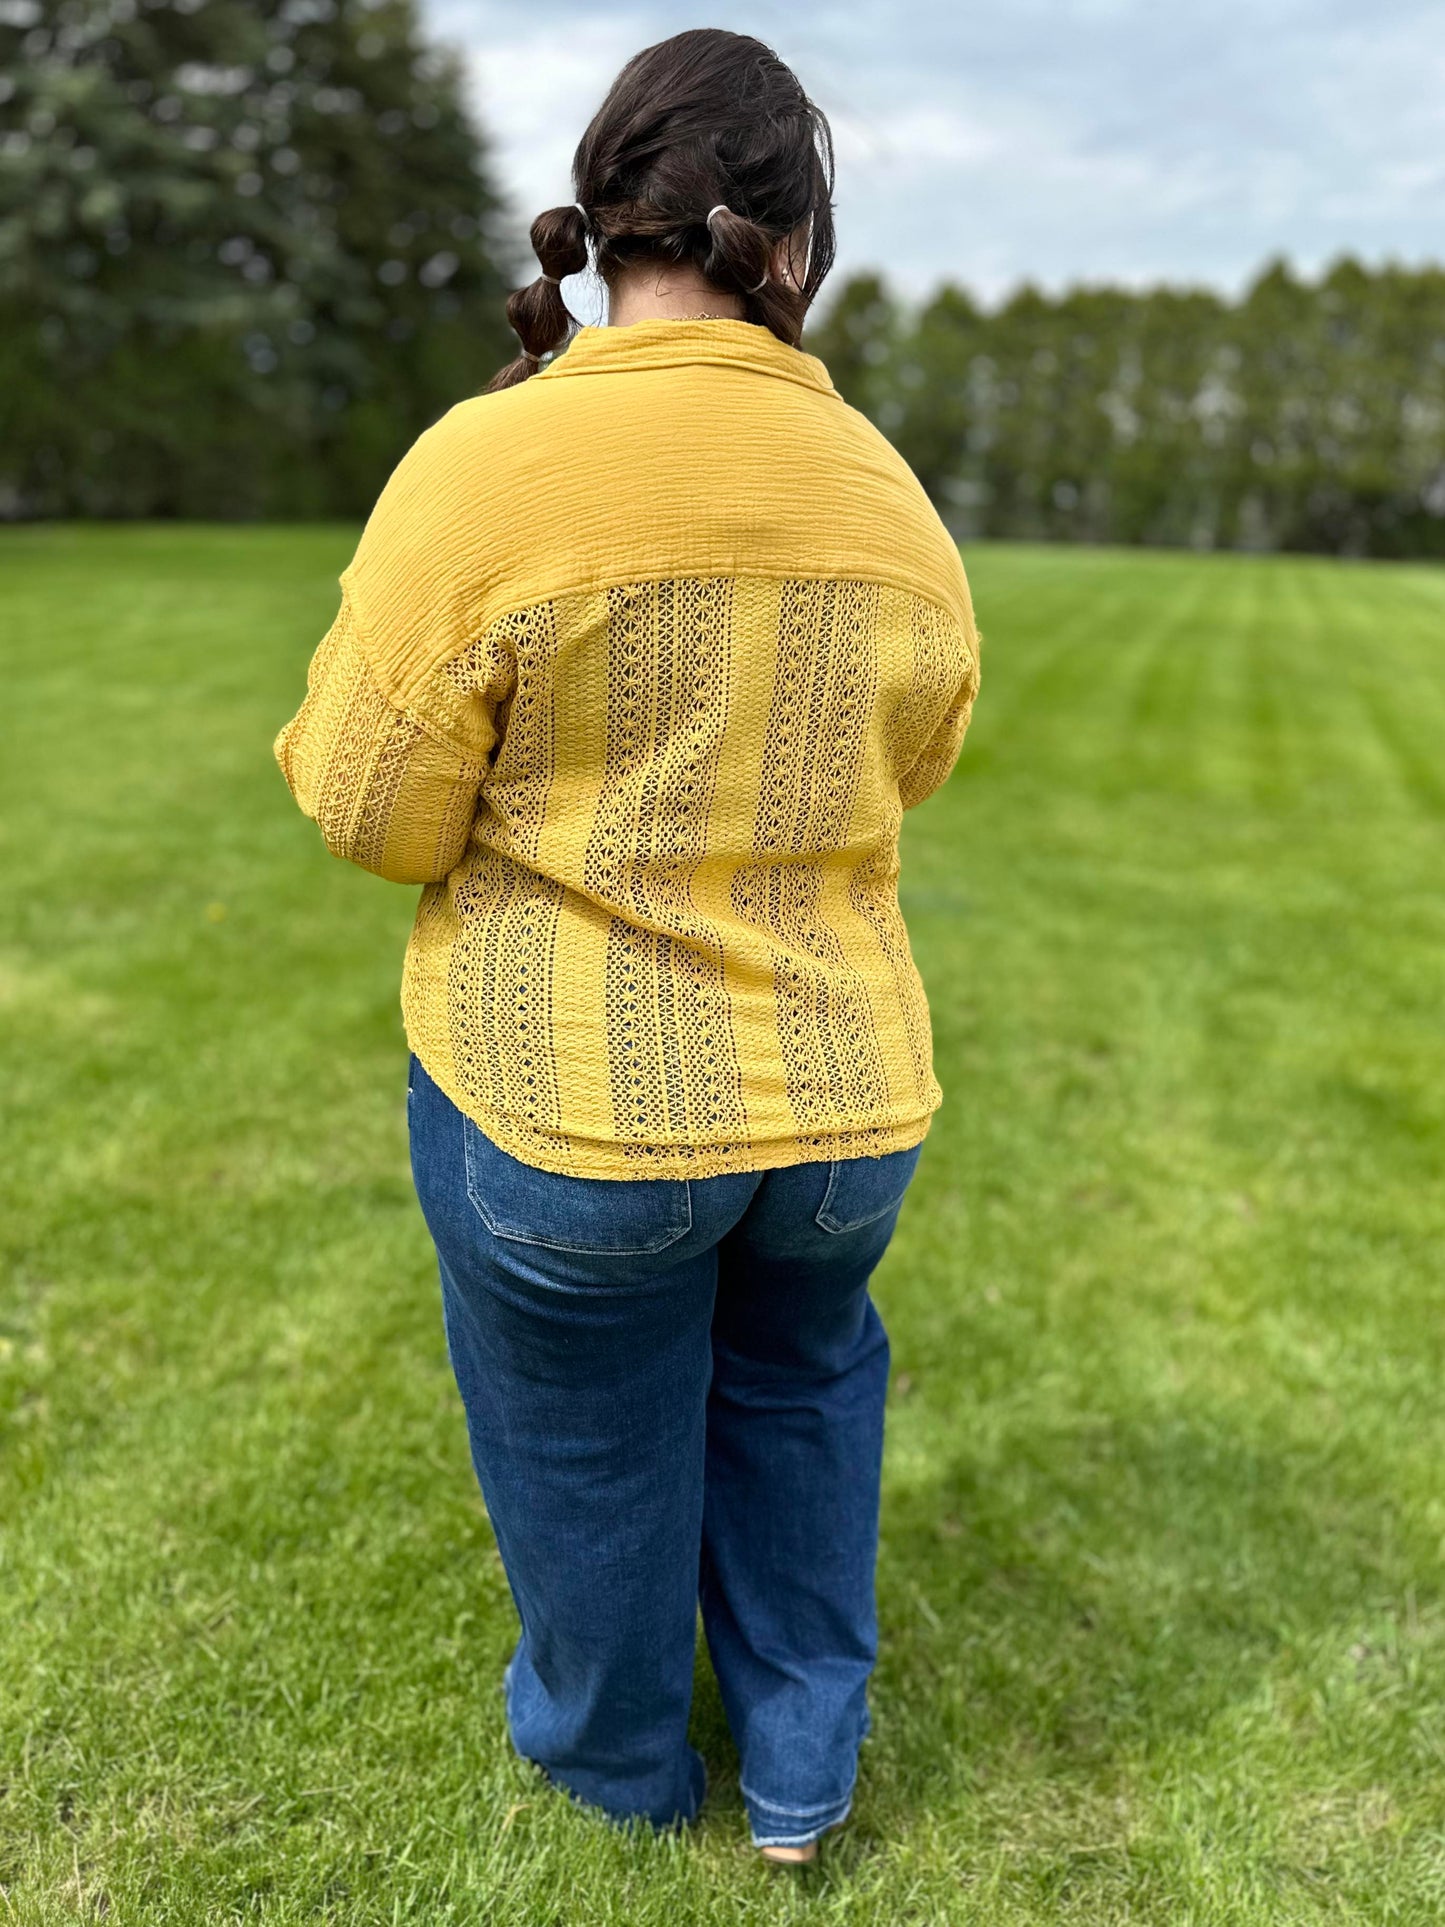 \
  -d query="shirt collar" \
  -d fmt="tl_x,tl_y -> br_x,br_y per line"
535,317 -> 837,398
